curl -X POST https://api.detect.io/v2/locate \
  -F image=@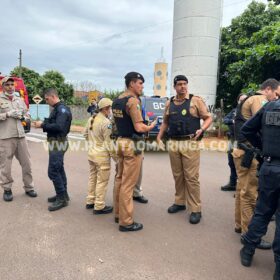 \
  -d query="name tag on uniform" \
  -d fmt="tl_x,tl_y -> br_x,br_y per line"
265,112 -> 280,126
